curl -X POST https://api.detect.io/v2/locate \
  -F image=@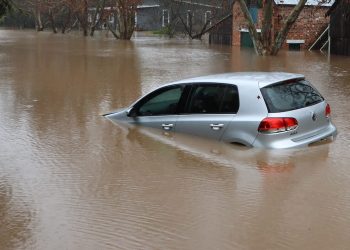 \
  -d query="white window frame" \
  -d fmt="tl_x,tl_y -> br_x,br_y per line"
205,11 -> 212,25
108,14 -> 114,23
162,9 -> 170,27
186,10 -> 192,27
